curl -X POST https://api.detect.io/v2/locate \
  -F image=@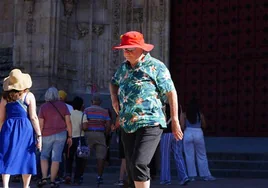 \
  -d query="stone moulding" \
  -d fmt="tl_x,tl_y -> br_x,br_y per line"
26,18 -> 36,34
62,0 -> 77,18
77,22 -> 89,38
24,0 -> 35,16
92,24 -> 105,37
